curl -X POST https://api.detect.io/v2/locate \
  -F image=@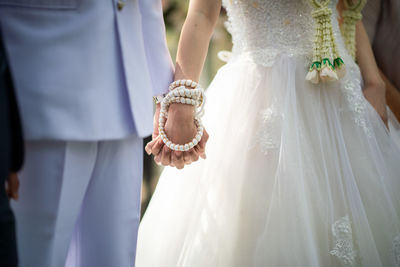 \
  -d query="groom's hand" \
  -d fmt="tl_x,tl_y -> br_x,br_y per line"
165,104 -> 209,169
6,172 -> 19,200
145,103 -> 209,169
145,104 -> 164,159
